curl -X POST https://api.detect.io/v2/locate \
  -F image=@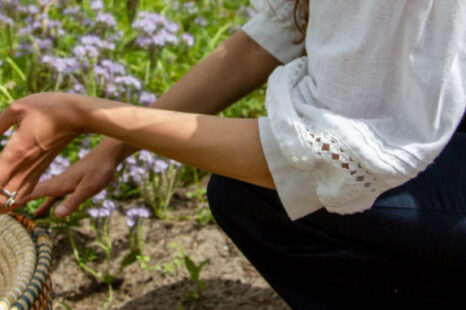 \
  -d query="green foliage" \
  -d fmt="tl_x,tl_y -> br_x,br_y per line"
183,254 -> 210,300
1,0 -> 258,307
139,161 -> 182,219
194,204 -> 214,226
